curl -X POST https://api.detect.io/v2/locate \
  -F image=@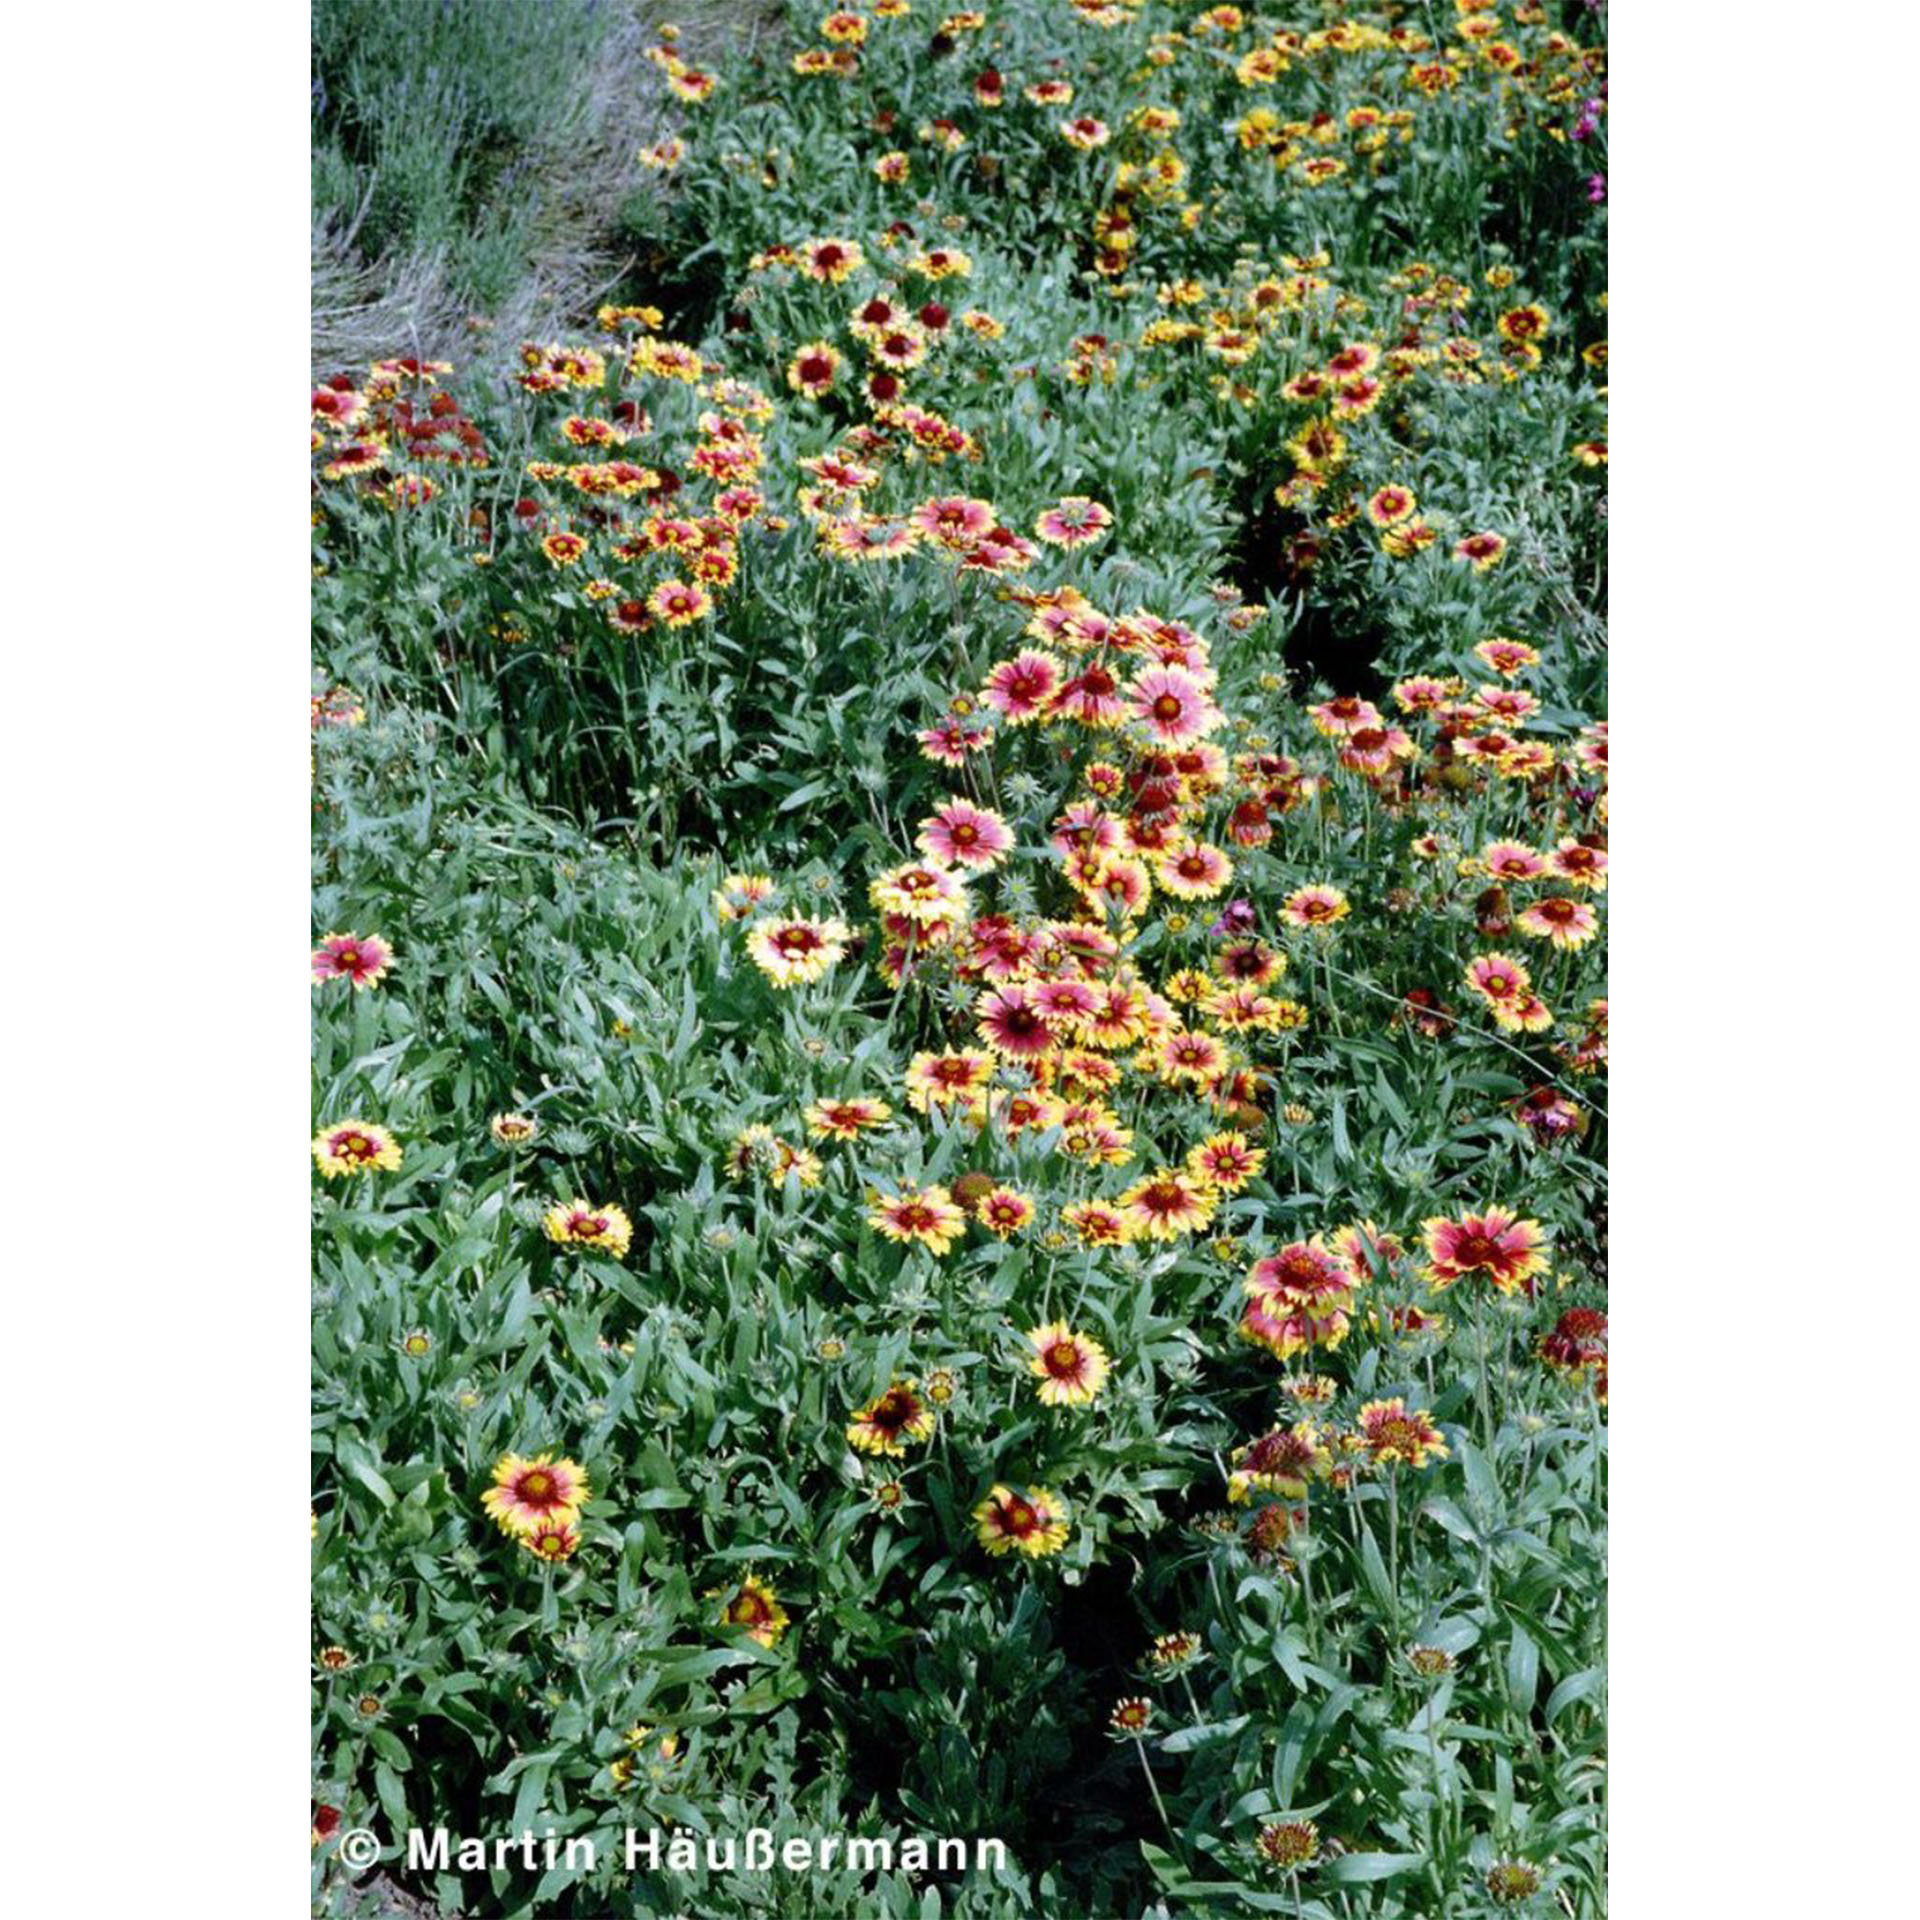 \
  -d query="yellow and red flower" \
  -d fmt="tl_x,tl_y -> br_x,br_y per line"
1282,884 -> 1350,929
312,1120 -> 402,1178
1188,1131 -> 1266,1191
1118,1169 -> 1218,1241
1365,484 -> 1418,528
847,1379 -> 937,1456
1027,1321 -> 1111,1406
647,579 -> 713,627
805,1096 -> 893,1139
974,1483 -> 1071,1557
1354,1398 -> 1449,1468
717,1574 -> 790,1647
747,915 -> 851,987
1453,530 -> 1509,570
1227,1422 -> 1330,1502
522,1521 -> 582,1563
1422,1207 -> 1549,1294
481,1452 -> 590,1537
976,1186 -> 1036,1237
869,1183 -> 967,1255
542,1199 -> 634,1259
787,340 -> 843,397
1062,1200 -> 1133,1247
